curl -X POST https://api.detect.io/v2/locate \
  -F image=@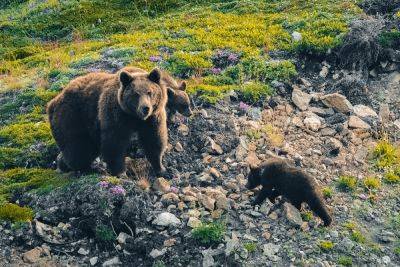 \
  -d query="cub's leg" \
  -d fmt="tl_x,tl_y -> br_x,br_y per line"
252,187 -> 277,206
138,115 -> 168,175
